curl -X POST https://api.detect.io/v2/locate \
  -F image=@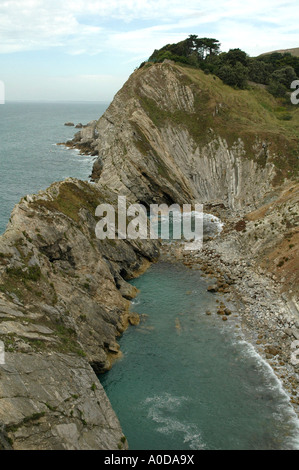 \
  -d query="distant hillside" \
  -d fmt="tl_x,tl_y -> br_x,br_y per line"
261,48 -> 299,58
